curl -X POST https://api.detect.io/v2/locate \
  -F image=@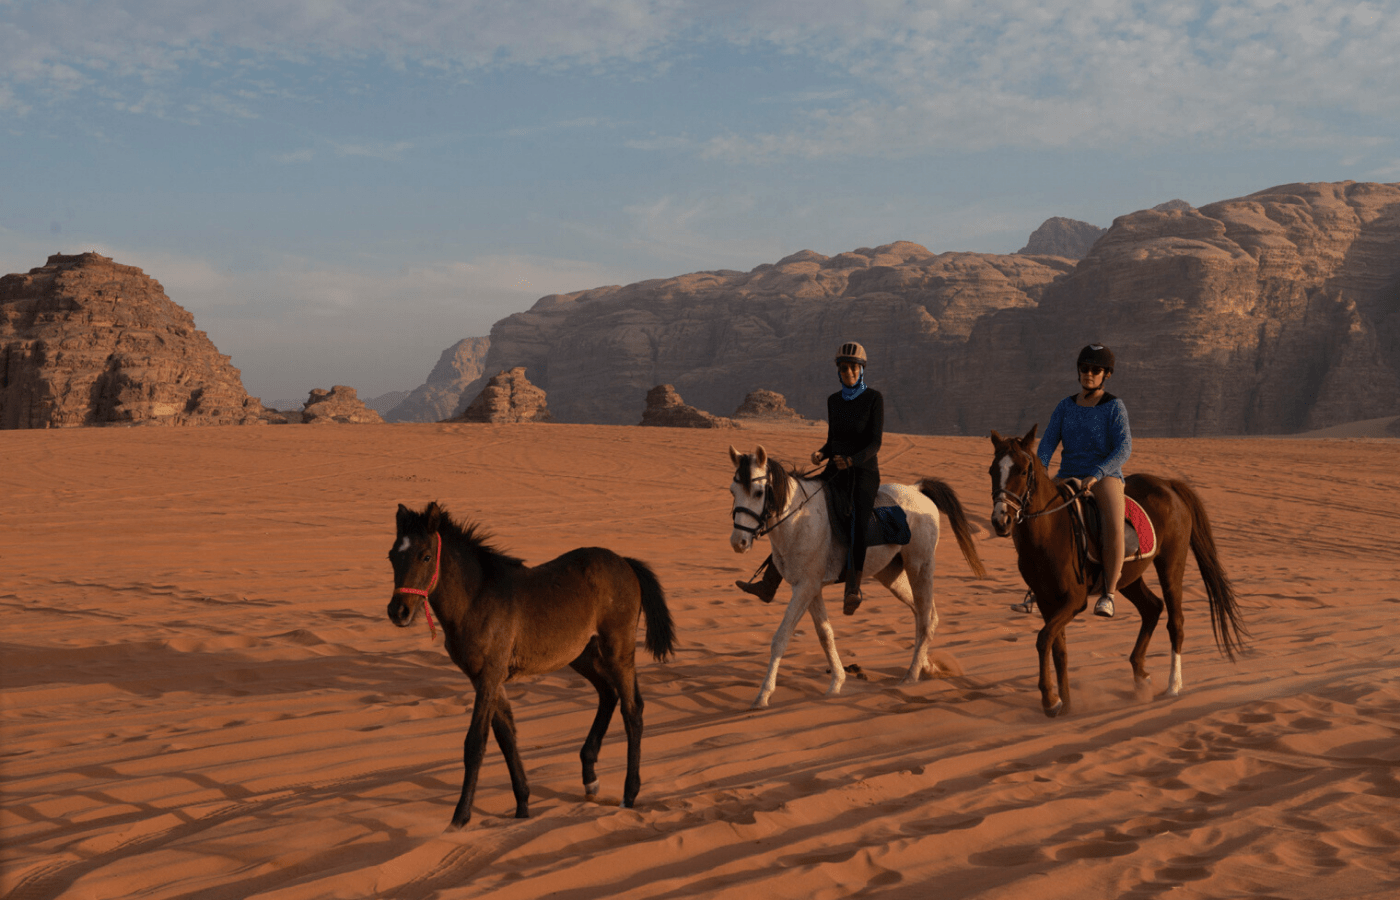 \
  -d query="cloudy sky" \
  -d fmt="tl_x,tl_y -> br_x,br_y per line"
3,0 -> 1397,403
